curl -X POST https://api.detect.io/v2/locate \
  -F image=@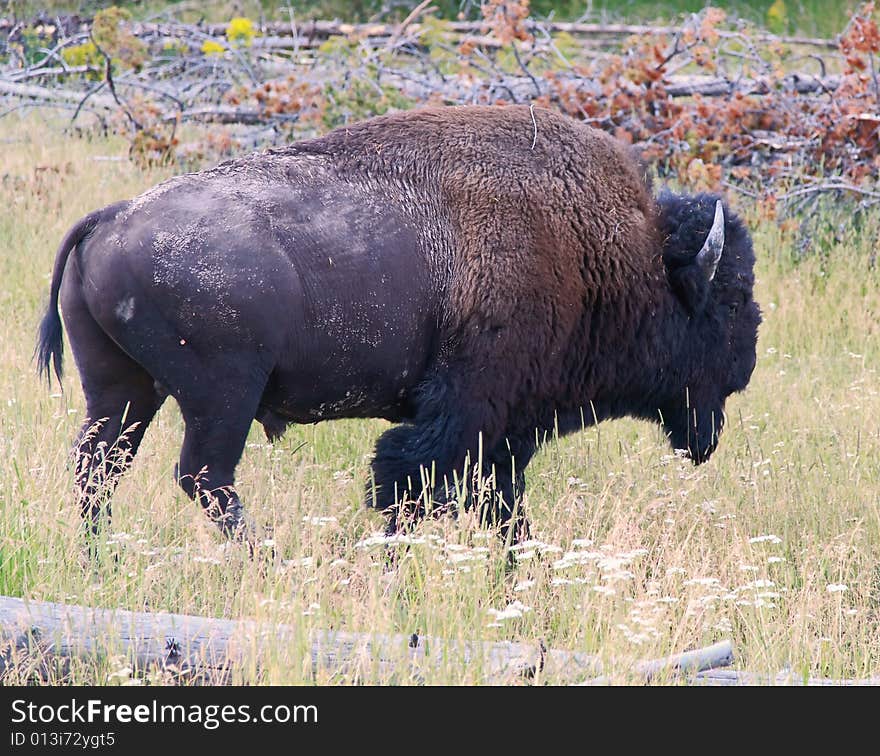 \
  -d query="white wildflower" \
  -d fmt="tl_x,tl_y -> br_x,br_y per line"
281,556 -> 314,569
487,600 -> 532,621
741,579 -> 775,590
592,584 -> 616,596
749,534 -> 782,544
356,533 -> 425,548
509,539 -> 562,554
684,577 -> 721,587
192,556 -> 221,565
